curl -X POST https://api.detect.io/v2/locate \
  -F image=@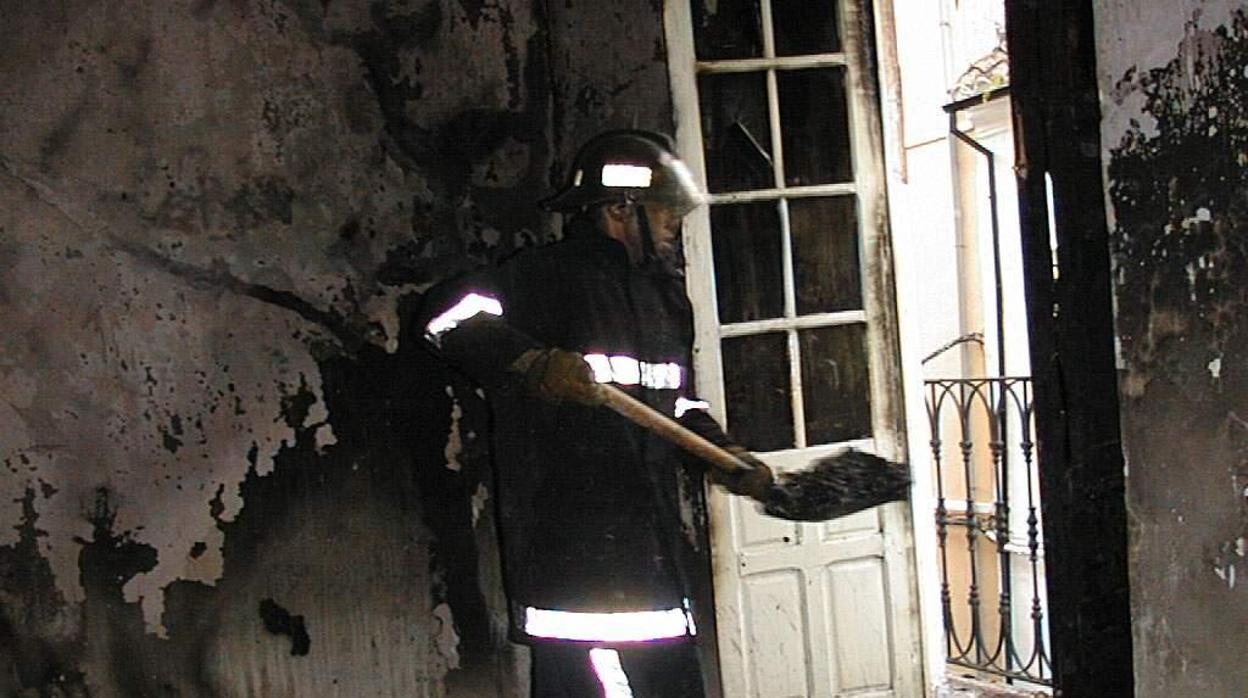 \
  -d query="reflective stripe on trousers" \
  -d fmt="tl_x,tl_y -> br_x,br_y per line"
590,649 -> 634,698
530,642 -> 705,698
